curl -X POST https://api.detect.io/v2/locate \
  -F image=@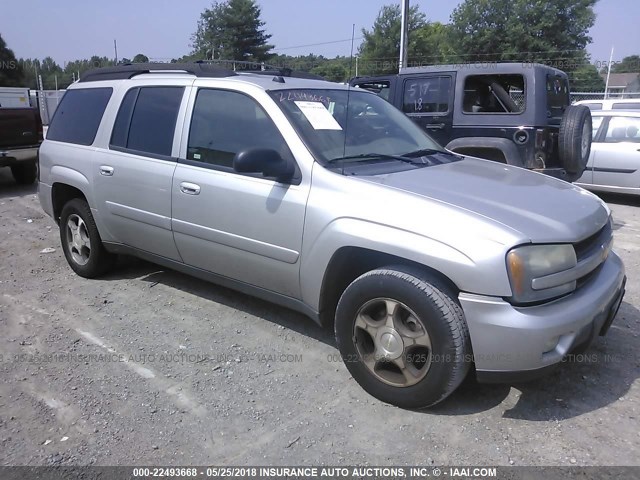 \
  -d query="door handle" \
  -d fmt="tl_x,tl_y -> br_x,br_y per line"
426,123 -> 445,130
100,165 -> 114,176
180,182 -> 201,195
